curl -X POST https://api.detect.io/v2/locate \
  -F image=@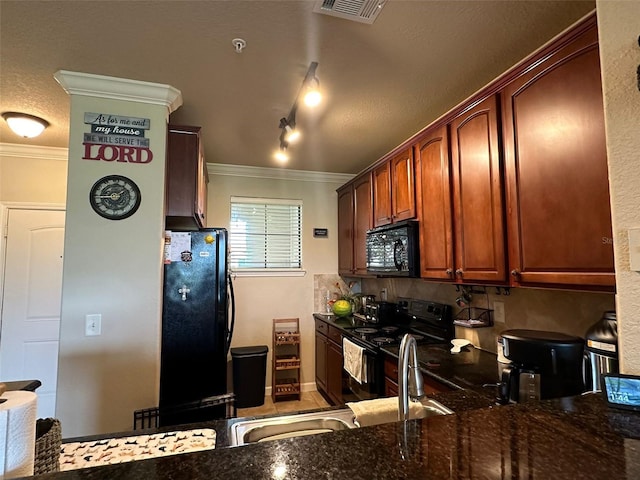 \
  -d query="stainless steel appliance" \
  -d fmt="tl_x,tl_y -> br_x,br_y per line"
160,228 -> 235,426
498,329 -> 584,404
341,299 -> 453,402
366,220 -> 419,277
585,311 -> 618,392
